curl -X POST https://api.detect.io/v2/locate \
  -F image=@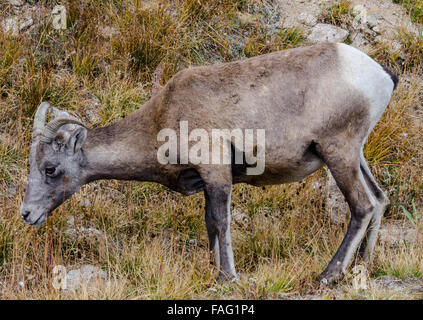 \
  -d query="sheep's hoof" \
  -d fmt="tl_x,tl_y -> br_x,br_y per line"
316,269 -> 344,286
